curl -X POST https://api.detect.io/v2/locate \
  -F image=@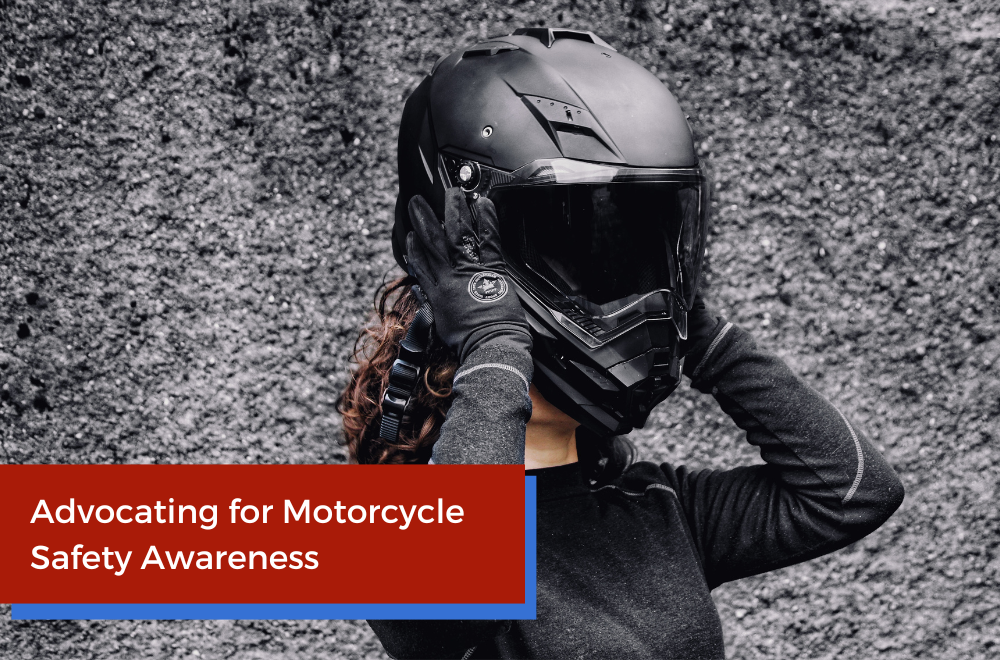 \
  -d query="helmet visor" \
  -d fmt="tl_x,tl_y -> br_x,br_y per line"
489,173 -> 707,346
